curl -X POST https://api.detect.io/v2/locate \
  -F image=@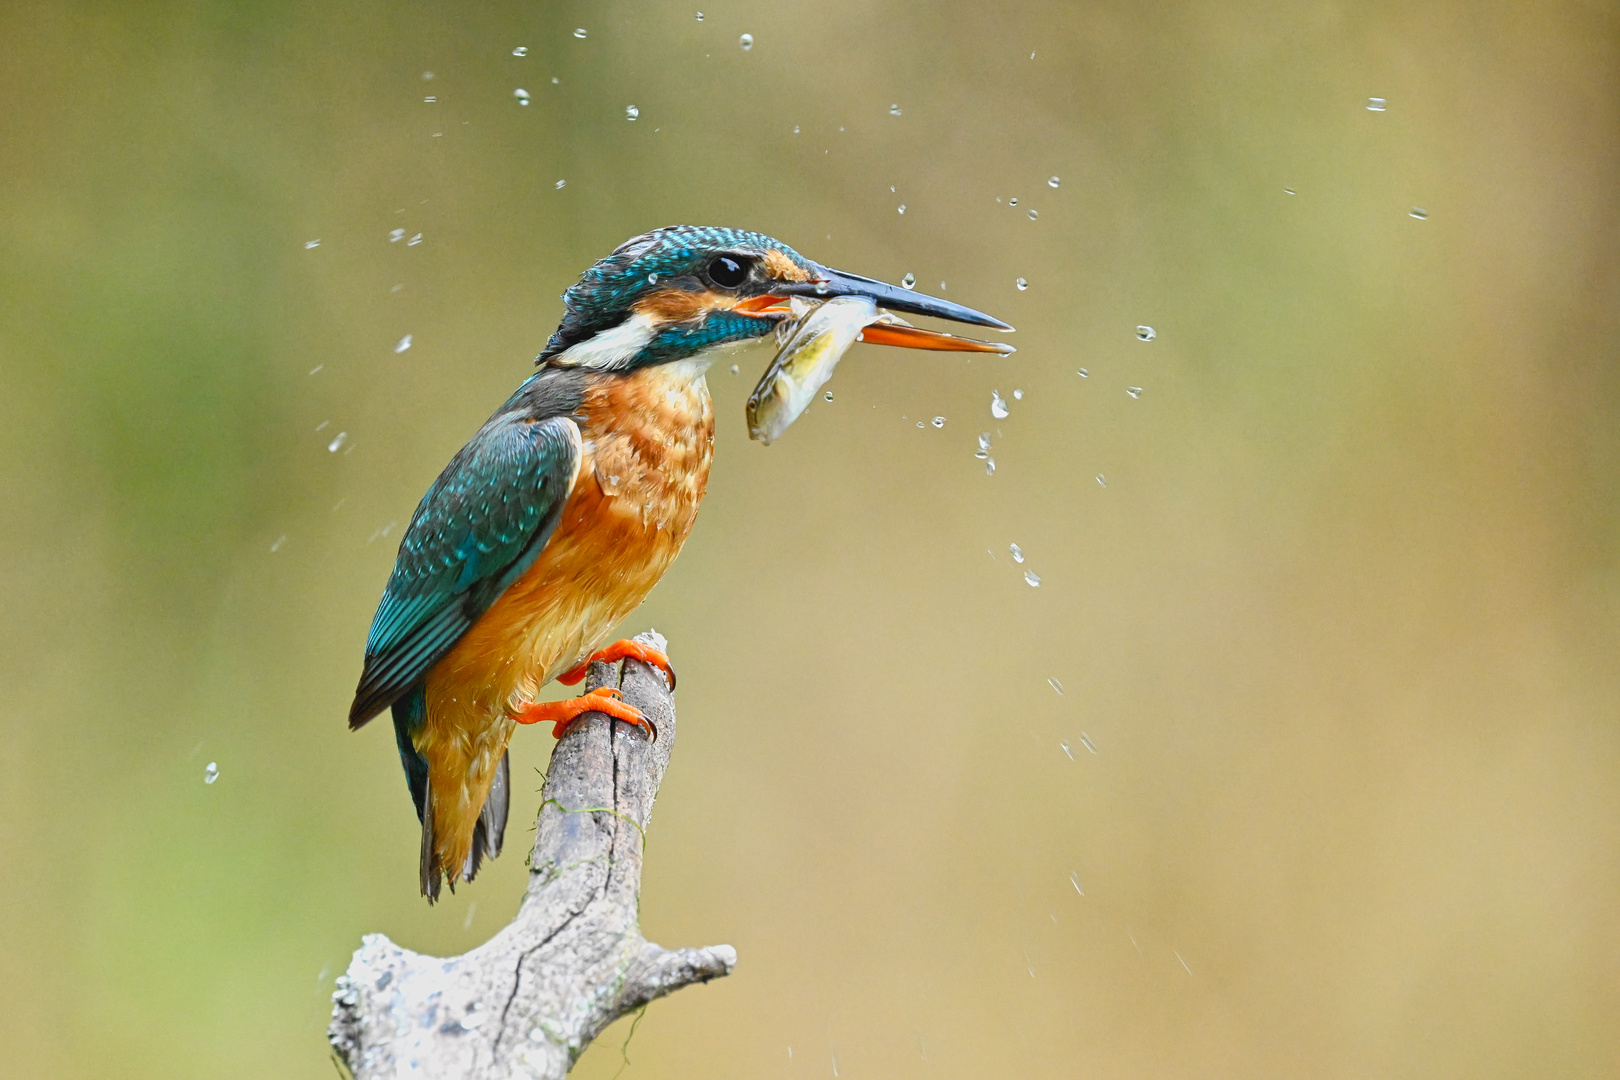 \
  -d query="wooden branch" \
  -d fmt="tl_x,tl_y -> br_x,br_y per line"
328,630 -> 734,1079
